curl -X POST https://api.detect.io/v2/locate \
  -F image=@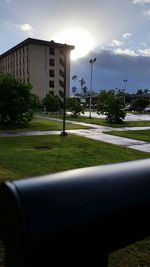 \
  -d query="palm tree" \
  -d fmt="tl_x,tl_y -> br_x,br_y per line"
72,75 -> 78,87
72,75 -> 78,96
79,78 -> 86,88
82,86 -> 88,96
